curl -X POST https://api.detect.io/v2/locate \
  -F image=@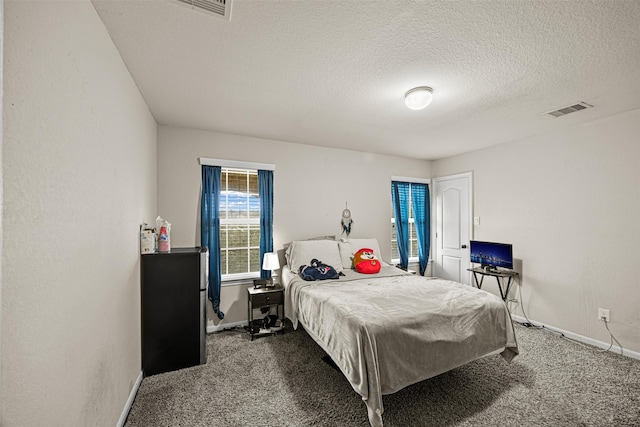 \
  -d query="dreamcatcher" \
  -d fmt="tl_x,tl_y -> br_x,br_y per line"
341,203 -> 353,237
